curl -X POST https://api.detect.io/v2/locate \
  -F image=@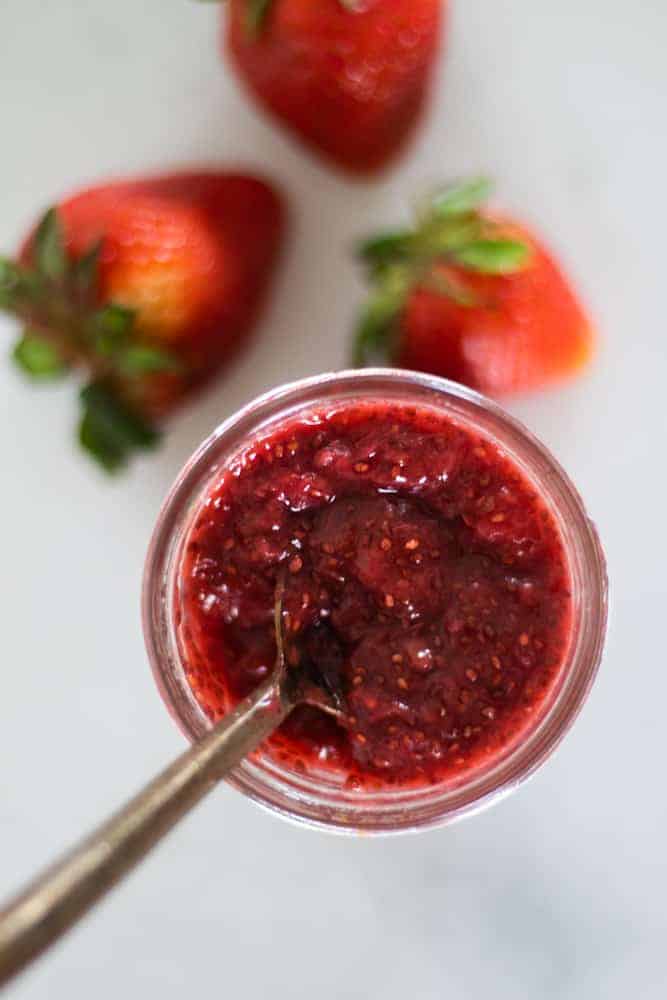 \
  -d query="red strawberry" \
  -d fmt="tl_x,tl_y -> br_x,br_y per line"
1,171 -> 285,470
225,0 -> 444,174
353,178 -> 594,395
